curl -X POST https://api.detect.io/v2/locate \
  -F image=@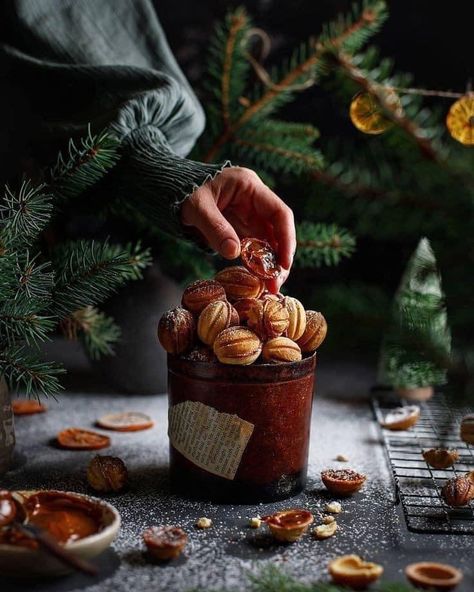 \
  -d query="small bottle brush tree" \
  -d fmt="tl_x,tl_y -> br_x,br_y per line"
377,238 -> 451,401
0,129 -> 151,399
